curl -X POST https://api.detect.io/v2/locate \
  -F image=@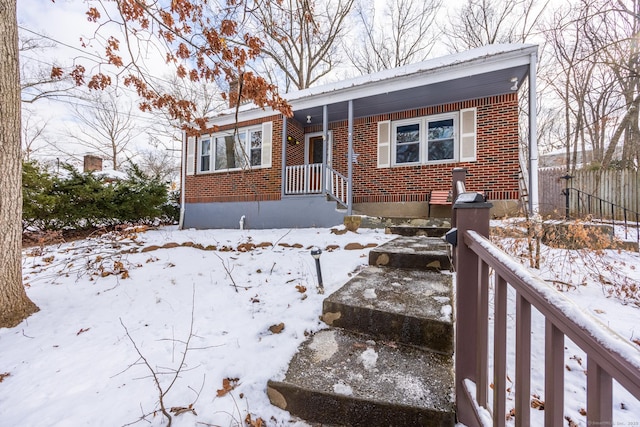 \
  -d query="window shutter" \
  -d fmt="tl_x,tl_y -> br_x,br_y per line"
377,120 -> 391,168
186,136 -> 196,175
261,121 -> 273,168
459,108 -> 477,162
